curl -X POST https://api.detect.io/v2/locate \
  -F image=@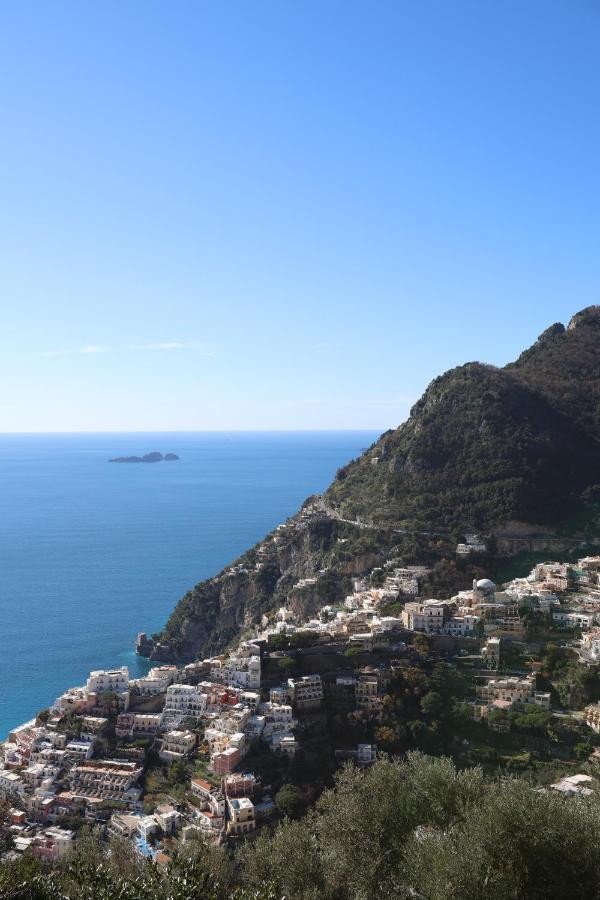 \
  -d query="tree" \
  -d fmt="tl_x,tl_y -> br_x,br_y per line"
268,633 -> 290,651
0,799 -> 13,855
275,783 -> 304,819
413,633 -> 432,653
167,759 -> 190,786
289,631 -> 319,649
237,818 -> 324,900
421,691 -> 444,721
374,724 -> 407,751
510,707 -> 552,733
574,741 -> 593,760
403,777 -> 600,899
